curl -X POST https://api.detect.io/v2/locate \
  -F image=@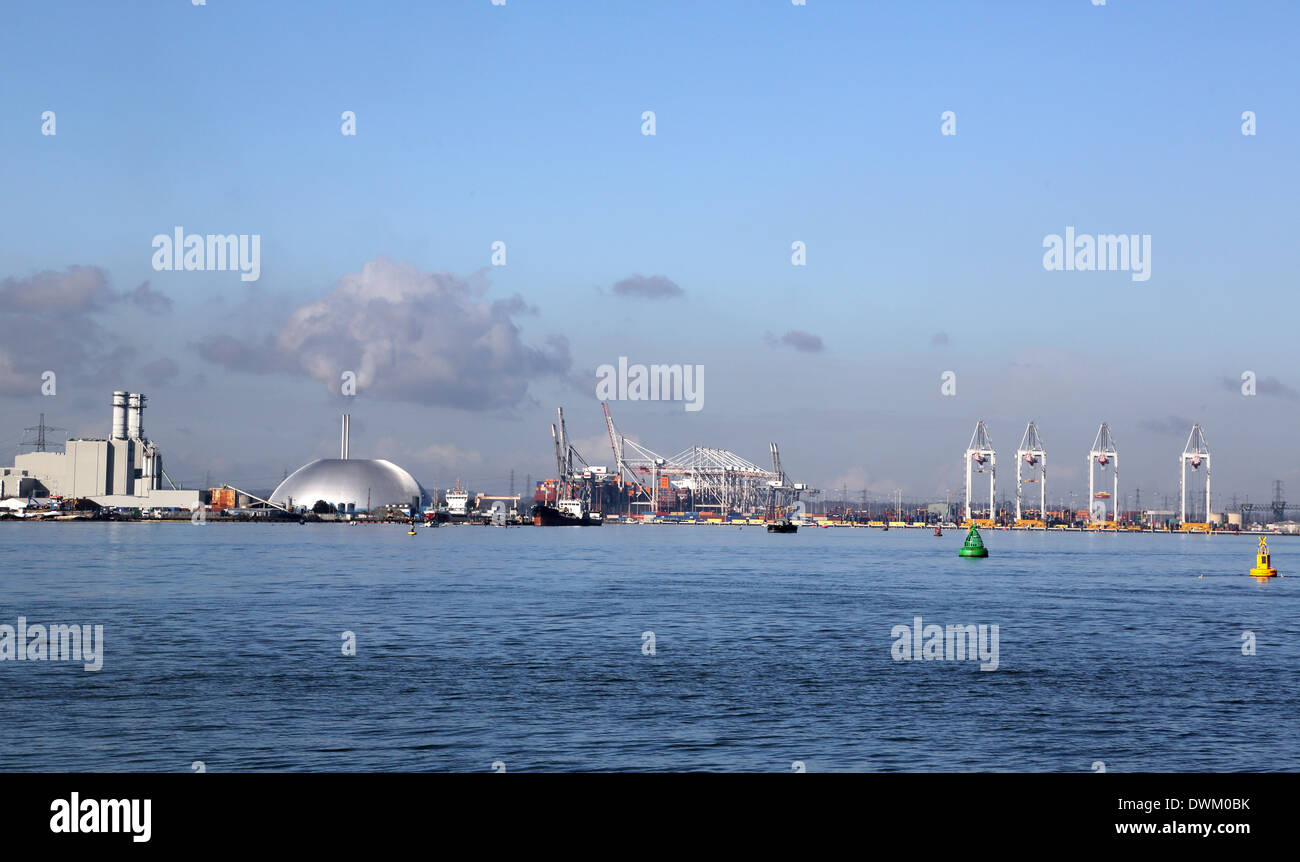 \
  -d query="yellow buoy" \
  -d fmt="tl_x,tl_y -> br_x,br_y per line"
1249,536 -> 1278,578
